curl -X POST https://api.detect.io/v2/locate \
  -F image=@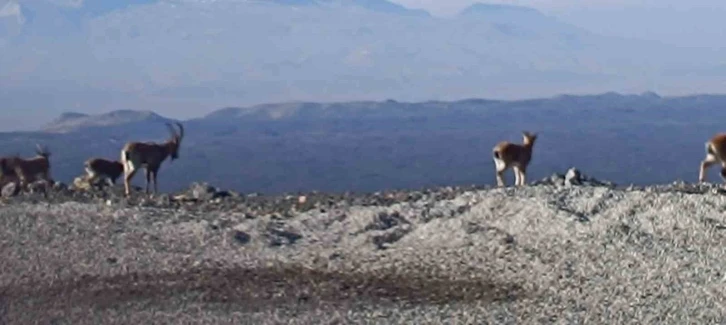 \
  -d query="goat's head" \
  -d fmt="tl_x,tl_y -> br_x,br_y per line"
35,144 -> 50,159
521,131 -> 538,146
165,122 -> 185,161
